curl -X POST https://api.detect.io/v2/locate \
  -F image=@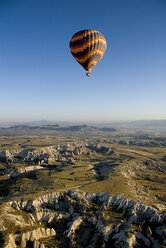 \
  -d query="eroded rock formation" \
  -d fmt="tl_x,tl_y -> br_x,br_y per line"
0,190 -> 165,248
